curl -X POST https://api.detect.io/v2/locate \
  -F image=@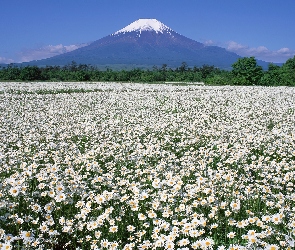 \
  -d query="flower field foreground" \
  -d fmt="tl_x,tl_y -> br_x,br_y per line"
0,82 -> 295,250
